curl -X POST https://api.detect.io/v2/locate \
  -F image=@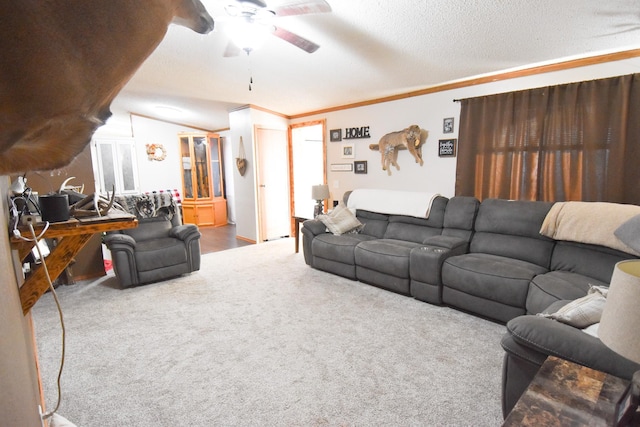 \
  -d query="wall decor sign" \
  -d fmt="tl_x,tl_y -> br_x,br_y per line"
330,163 -> 354,172
438,139 -> 457,157
343,126 -> 371,139
354,160 -> 367,174
329,129 -> 342,142
443,117 -> 454,134
146,143 -> 167,161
